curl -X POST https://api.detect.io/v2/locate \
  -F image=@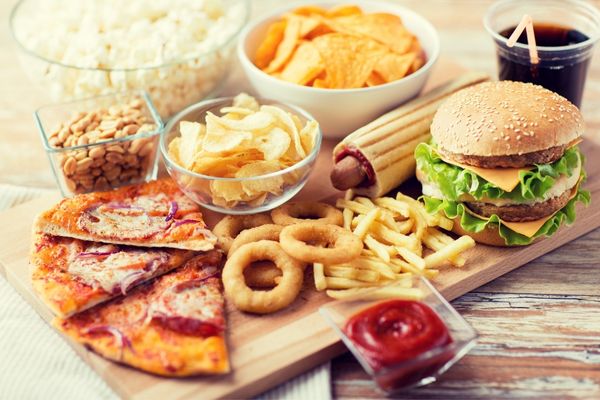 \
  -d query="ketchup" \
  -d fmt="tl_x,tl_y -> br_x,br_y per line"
343,300 -> 454,391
